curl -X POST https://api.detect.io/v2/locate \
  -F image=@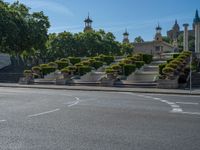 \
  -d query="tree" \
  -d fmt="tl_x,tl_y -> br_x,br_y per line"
121,43 -> 134,55
134,36 -> 144,43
